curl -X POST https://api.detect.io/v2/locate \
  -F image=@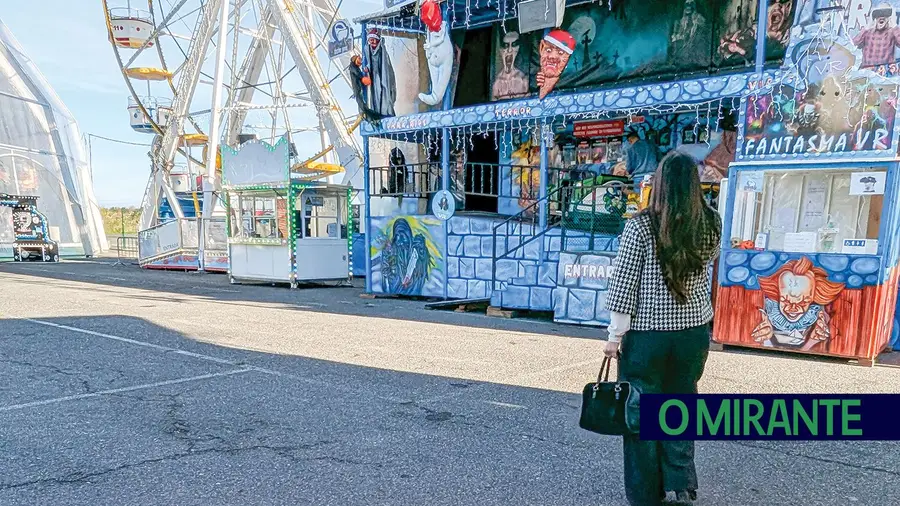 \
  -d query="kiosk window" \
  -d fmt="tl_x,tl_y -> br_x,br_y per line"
231,194 -> 287,239
298,192 -> 346,239
730,169 -> 884,253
